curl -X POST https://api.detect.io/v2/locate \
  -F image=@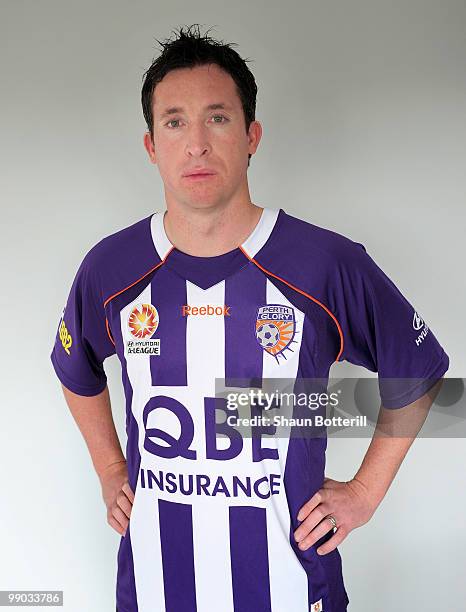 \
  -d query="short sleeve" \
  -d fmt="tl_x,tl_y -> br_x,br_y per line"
50,248 -> 116,396
334,242 -> 449,408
